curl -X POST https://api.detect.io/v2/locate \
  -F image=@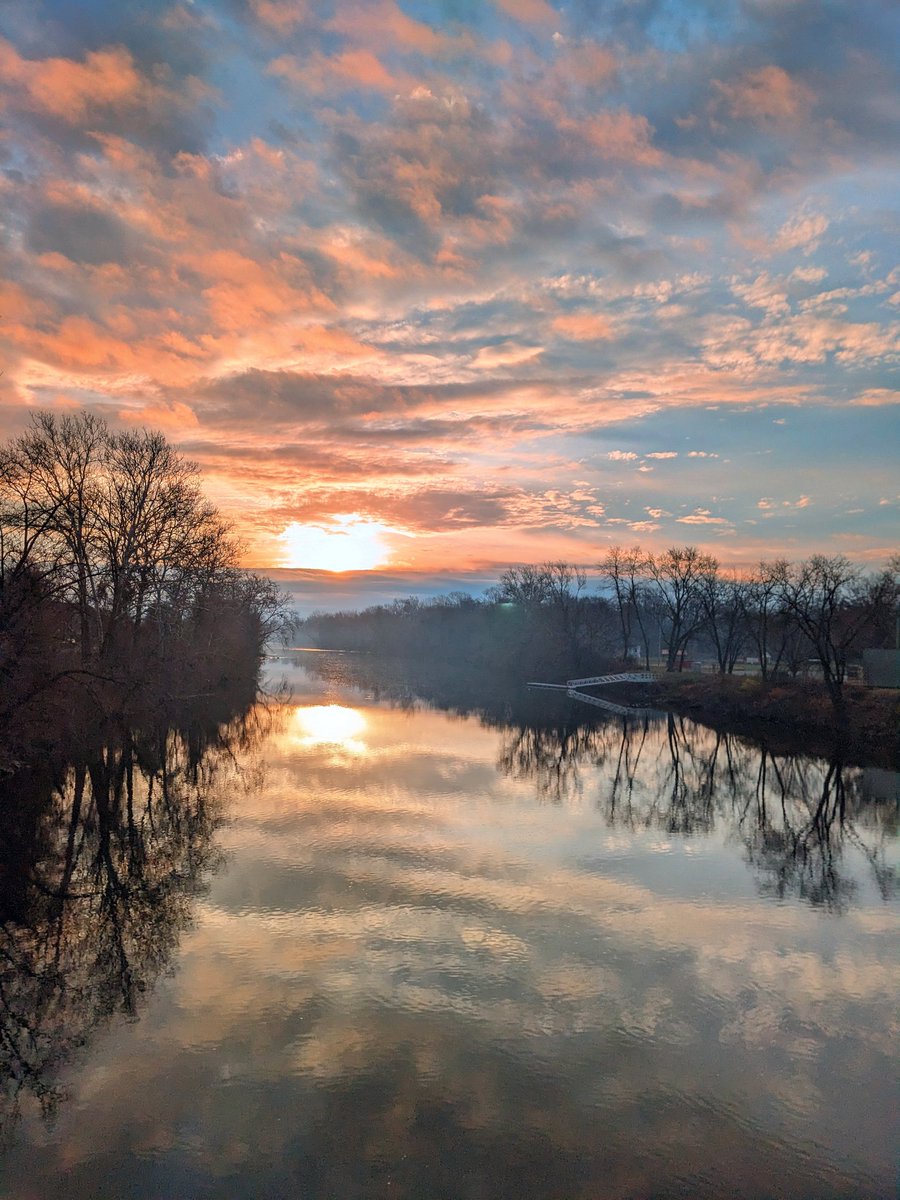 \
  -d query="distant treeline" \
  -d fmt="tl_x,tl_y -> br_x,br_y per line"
0,411 -> 292,752
299,548 -> 899,713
